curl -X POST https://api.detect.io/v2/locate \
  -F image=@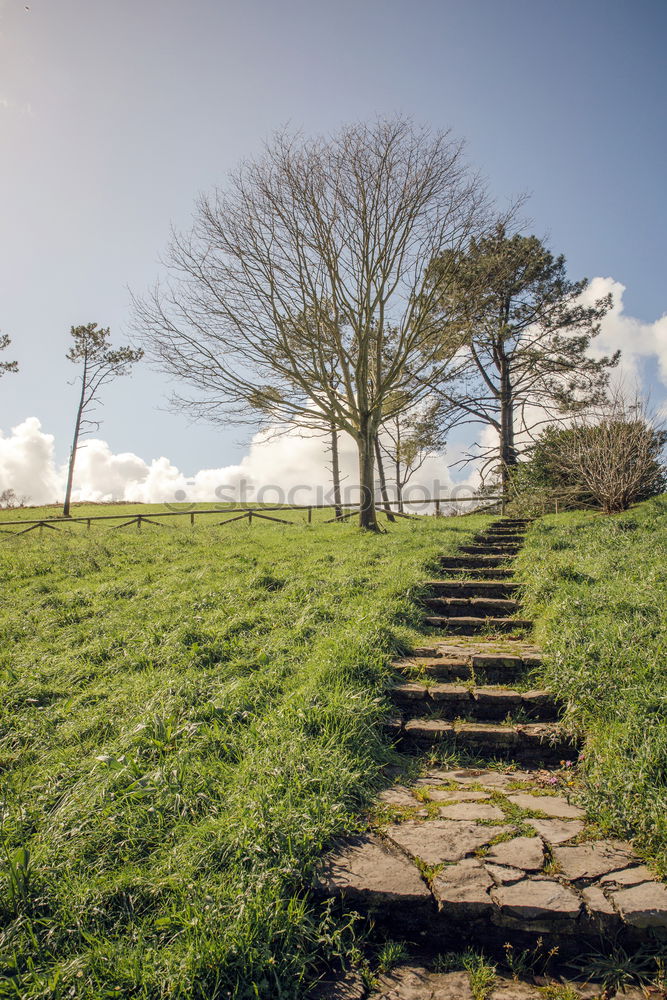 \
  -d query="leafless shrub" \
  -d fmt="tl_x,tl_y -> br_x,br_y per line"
544,390 -> 666,513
